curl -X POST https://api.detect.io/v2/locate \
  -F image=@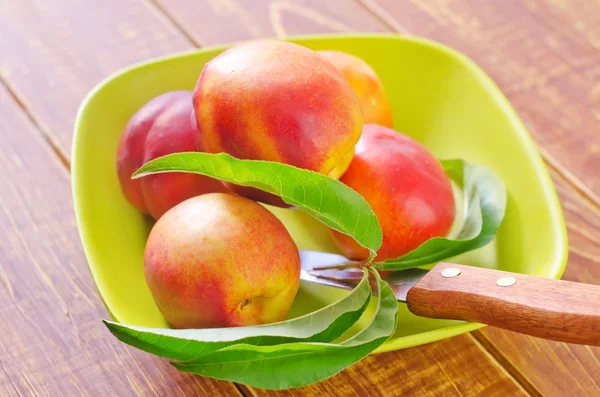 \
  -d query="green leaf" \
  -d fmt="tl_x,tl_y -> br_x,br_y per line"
103,270 -> 372,362
375,159 -> 506,271
173,269 -> 398,390
133,152 -> 382,255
